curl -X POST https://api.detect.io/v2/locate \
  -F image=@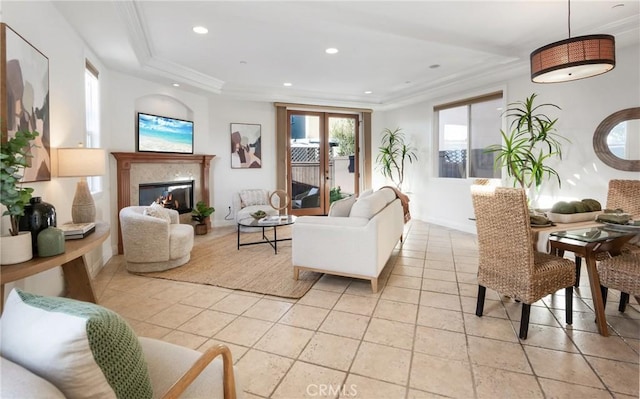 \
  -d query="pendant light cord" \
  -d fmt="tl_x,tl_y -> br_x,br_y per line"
567,0 -> 571,38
